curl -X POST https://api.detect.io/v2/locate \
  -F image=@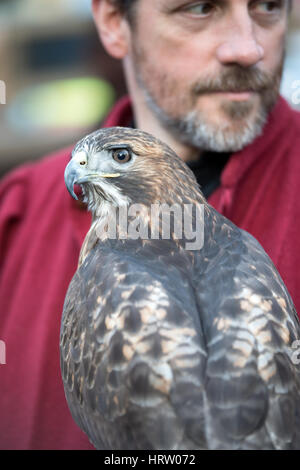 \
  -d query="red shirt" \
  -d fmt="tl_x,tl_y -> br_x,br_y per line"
0,96 -> 299,449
